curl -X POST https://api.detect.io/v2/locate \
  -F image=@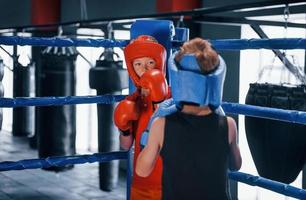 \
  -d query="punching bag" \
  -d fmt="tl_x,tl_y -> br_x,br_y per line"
0,58 -> 4,130
12,61 -> 35,136
37,47 -> 77,171
89,53 -> 128,191
30,0 -> 60,148
245,83 -> 306,183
